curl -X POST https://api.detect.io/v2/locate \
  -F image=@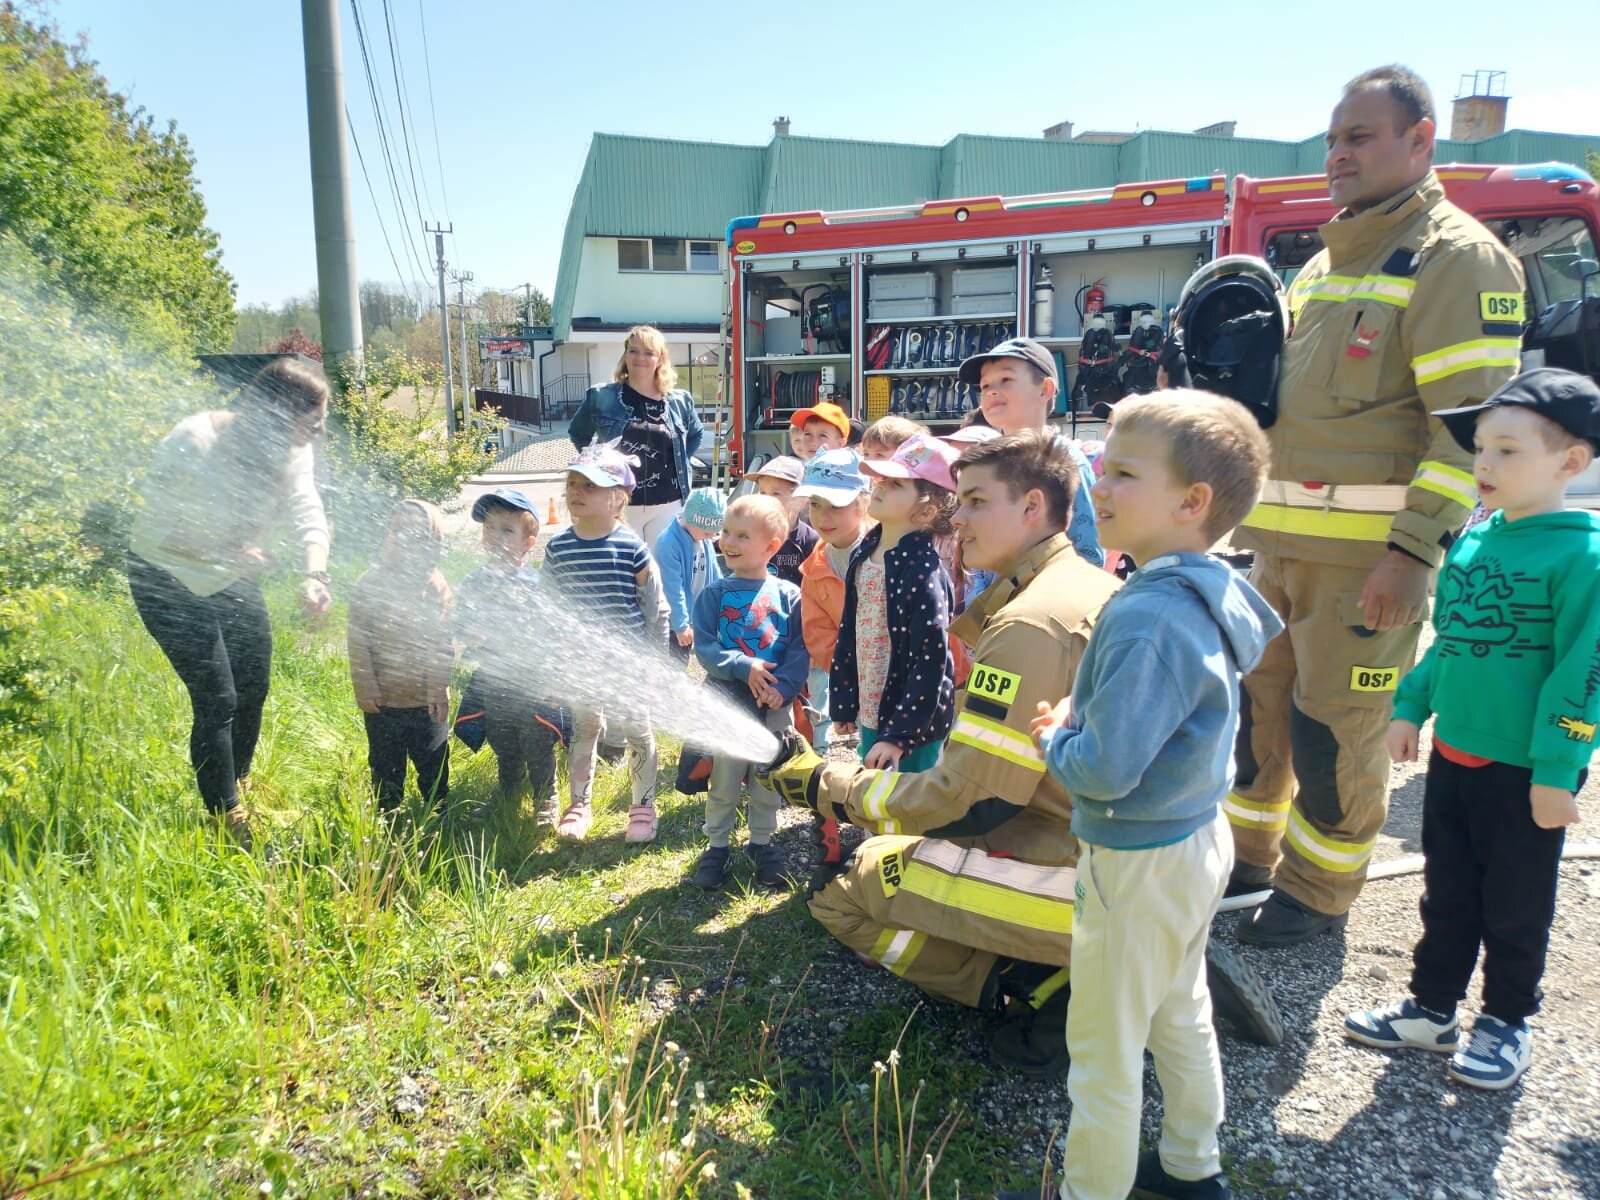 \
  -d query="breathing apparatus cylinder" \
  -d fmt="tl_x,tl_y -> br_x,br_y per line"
1032,265 -> 1055,337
